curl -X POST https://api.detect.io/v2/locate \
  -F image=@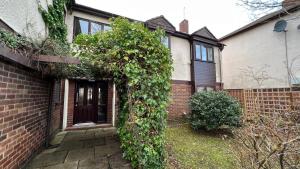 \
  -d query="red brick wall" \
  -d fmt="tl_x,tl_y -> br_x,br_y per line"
49,80 -> 63,135
67,80 -> 75,127
0,61 -> 51,169
168,81 -> 192,119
